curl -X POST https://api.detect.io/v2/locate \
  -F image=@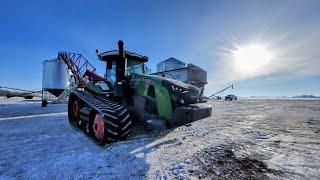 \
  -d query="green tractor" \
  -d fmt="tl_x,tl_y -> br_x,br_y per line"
68,41 -> 212,145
